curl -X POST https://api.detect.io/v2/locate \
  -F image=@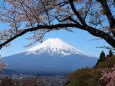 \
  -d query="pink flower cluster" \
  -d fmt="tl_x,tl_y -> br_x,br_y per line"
100,66 -> 115,86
